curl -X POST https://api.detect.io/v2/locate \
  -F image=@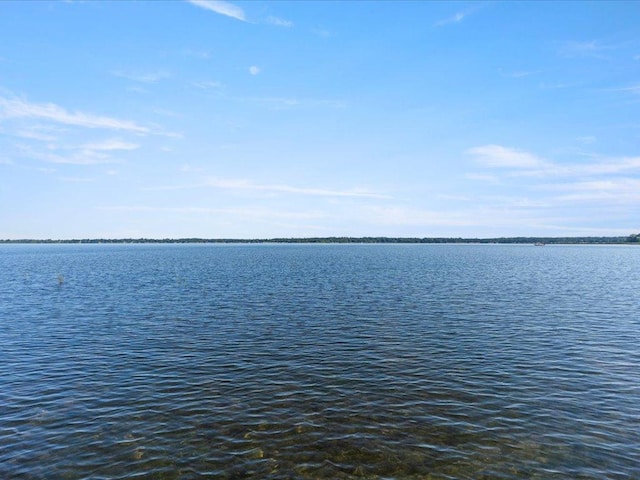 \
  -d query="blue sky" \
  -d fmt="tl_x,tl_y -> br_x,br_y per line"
1,1 -> 638,239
